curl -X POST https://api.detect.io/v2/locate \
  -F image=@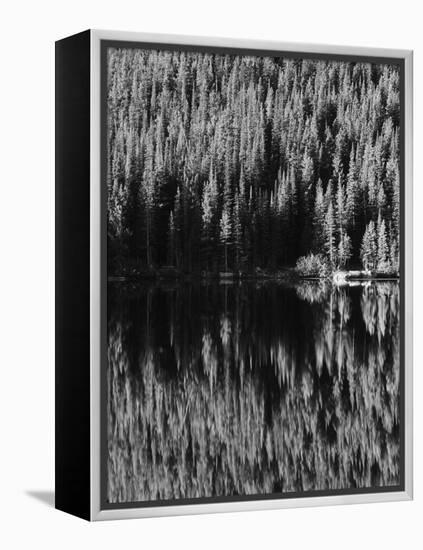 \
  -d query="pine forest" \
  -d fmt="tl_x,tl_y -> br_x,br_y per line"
106,48 -> 401,277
